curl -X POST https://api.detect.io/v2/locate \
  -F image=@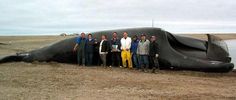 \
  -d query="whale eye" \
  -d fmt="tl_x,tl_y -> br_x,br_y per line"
209,61 -> 221,65
17,53 -> 30,56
